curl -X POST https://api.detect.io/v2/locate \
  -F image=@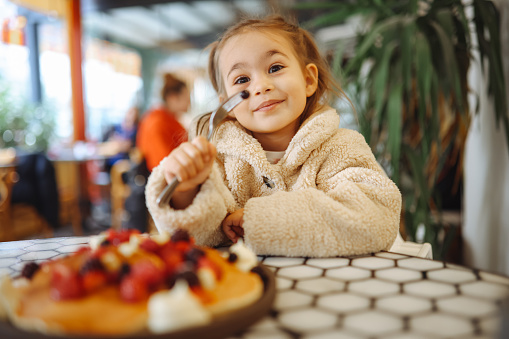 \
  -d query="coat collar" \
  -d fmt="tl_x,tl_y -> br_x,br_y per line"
214,106 -> 339,173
